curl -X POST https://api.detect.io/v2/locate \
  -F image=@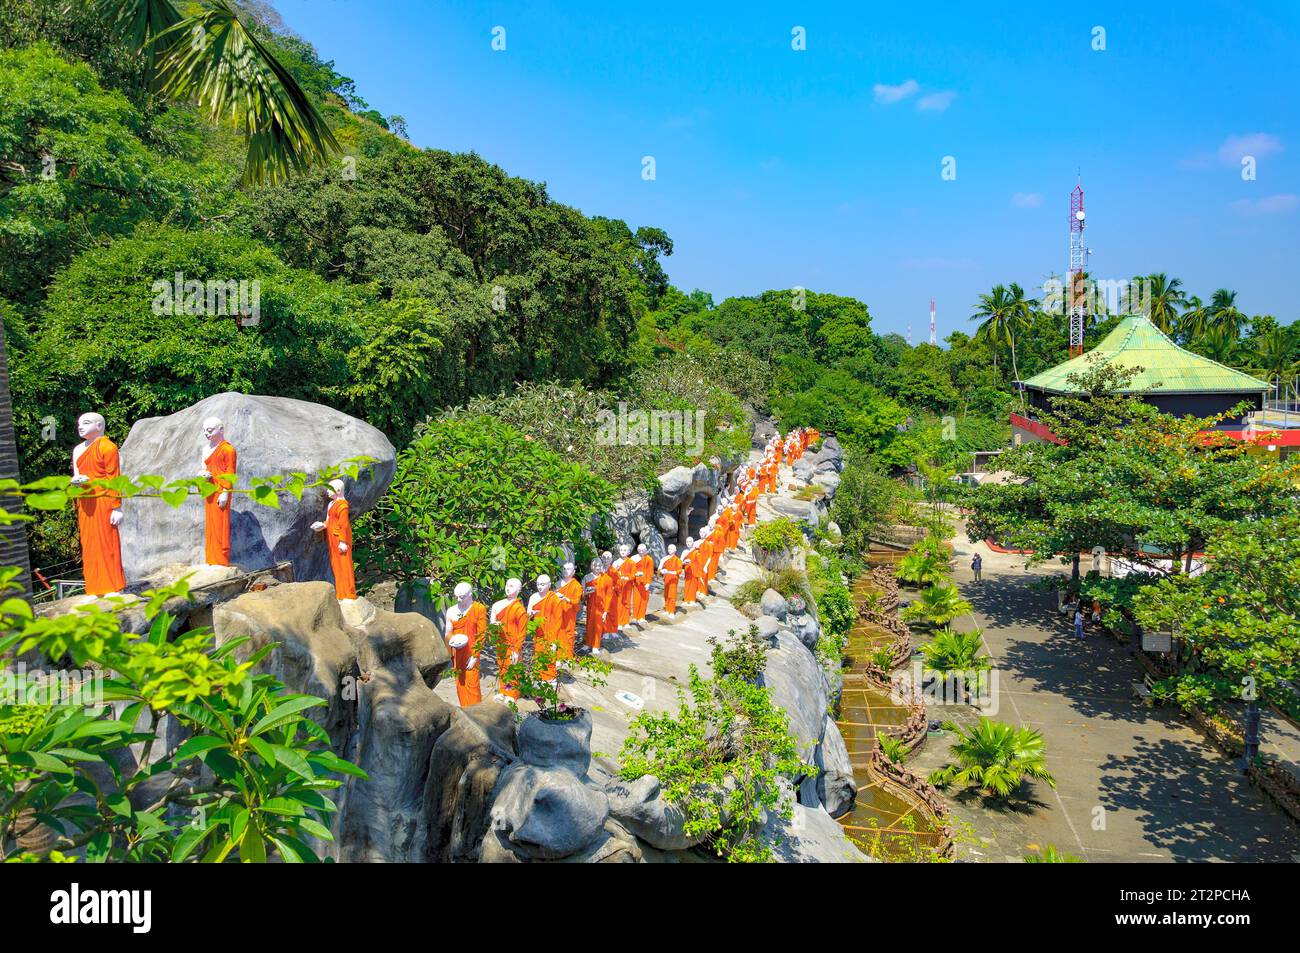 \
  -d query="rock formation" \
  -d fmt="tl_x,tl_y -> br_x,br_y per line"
119,393 -> 395,584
